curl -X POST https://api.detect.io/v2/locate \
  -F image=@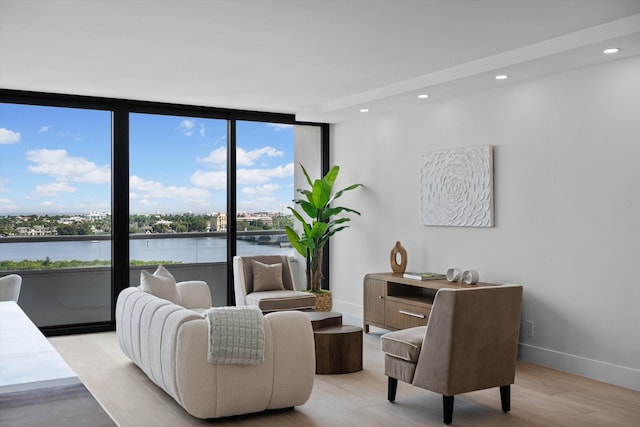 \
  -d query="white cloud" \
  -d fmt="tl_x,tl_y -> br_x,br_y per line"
129,175 -> 211,204
39,126 -> 49,133
34,181 -> 76,196
237,163 -> 294,184
179,119 -> 195,136
237,196 -> 279,212
26,149 -> 111,184
200,124 -> 206,137
237,146 -> 284,167
242,184 -> 280,196
0,128 -> 20,144
198,146 -> 227,166
189,170 -> 227,190
198,146 -> 285,167
266,123 -> 293,131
